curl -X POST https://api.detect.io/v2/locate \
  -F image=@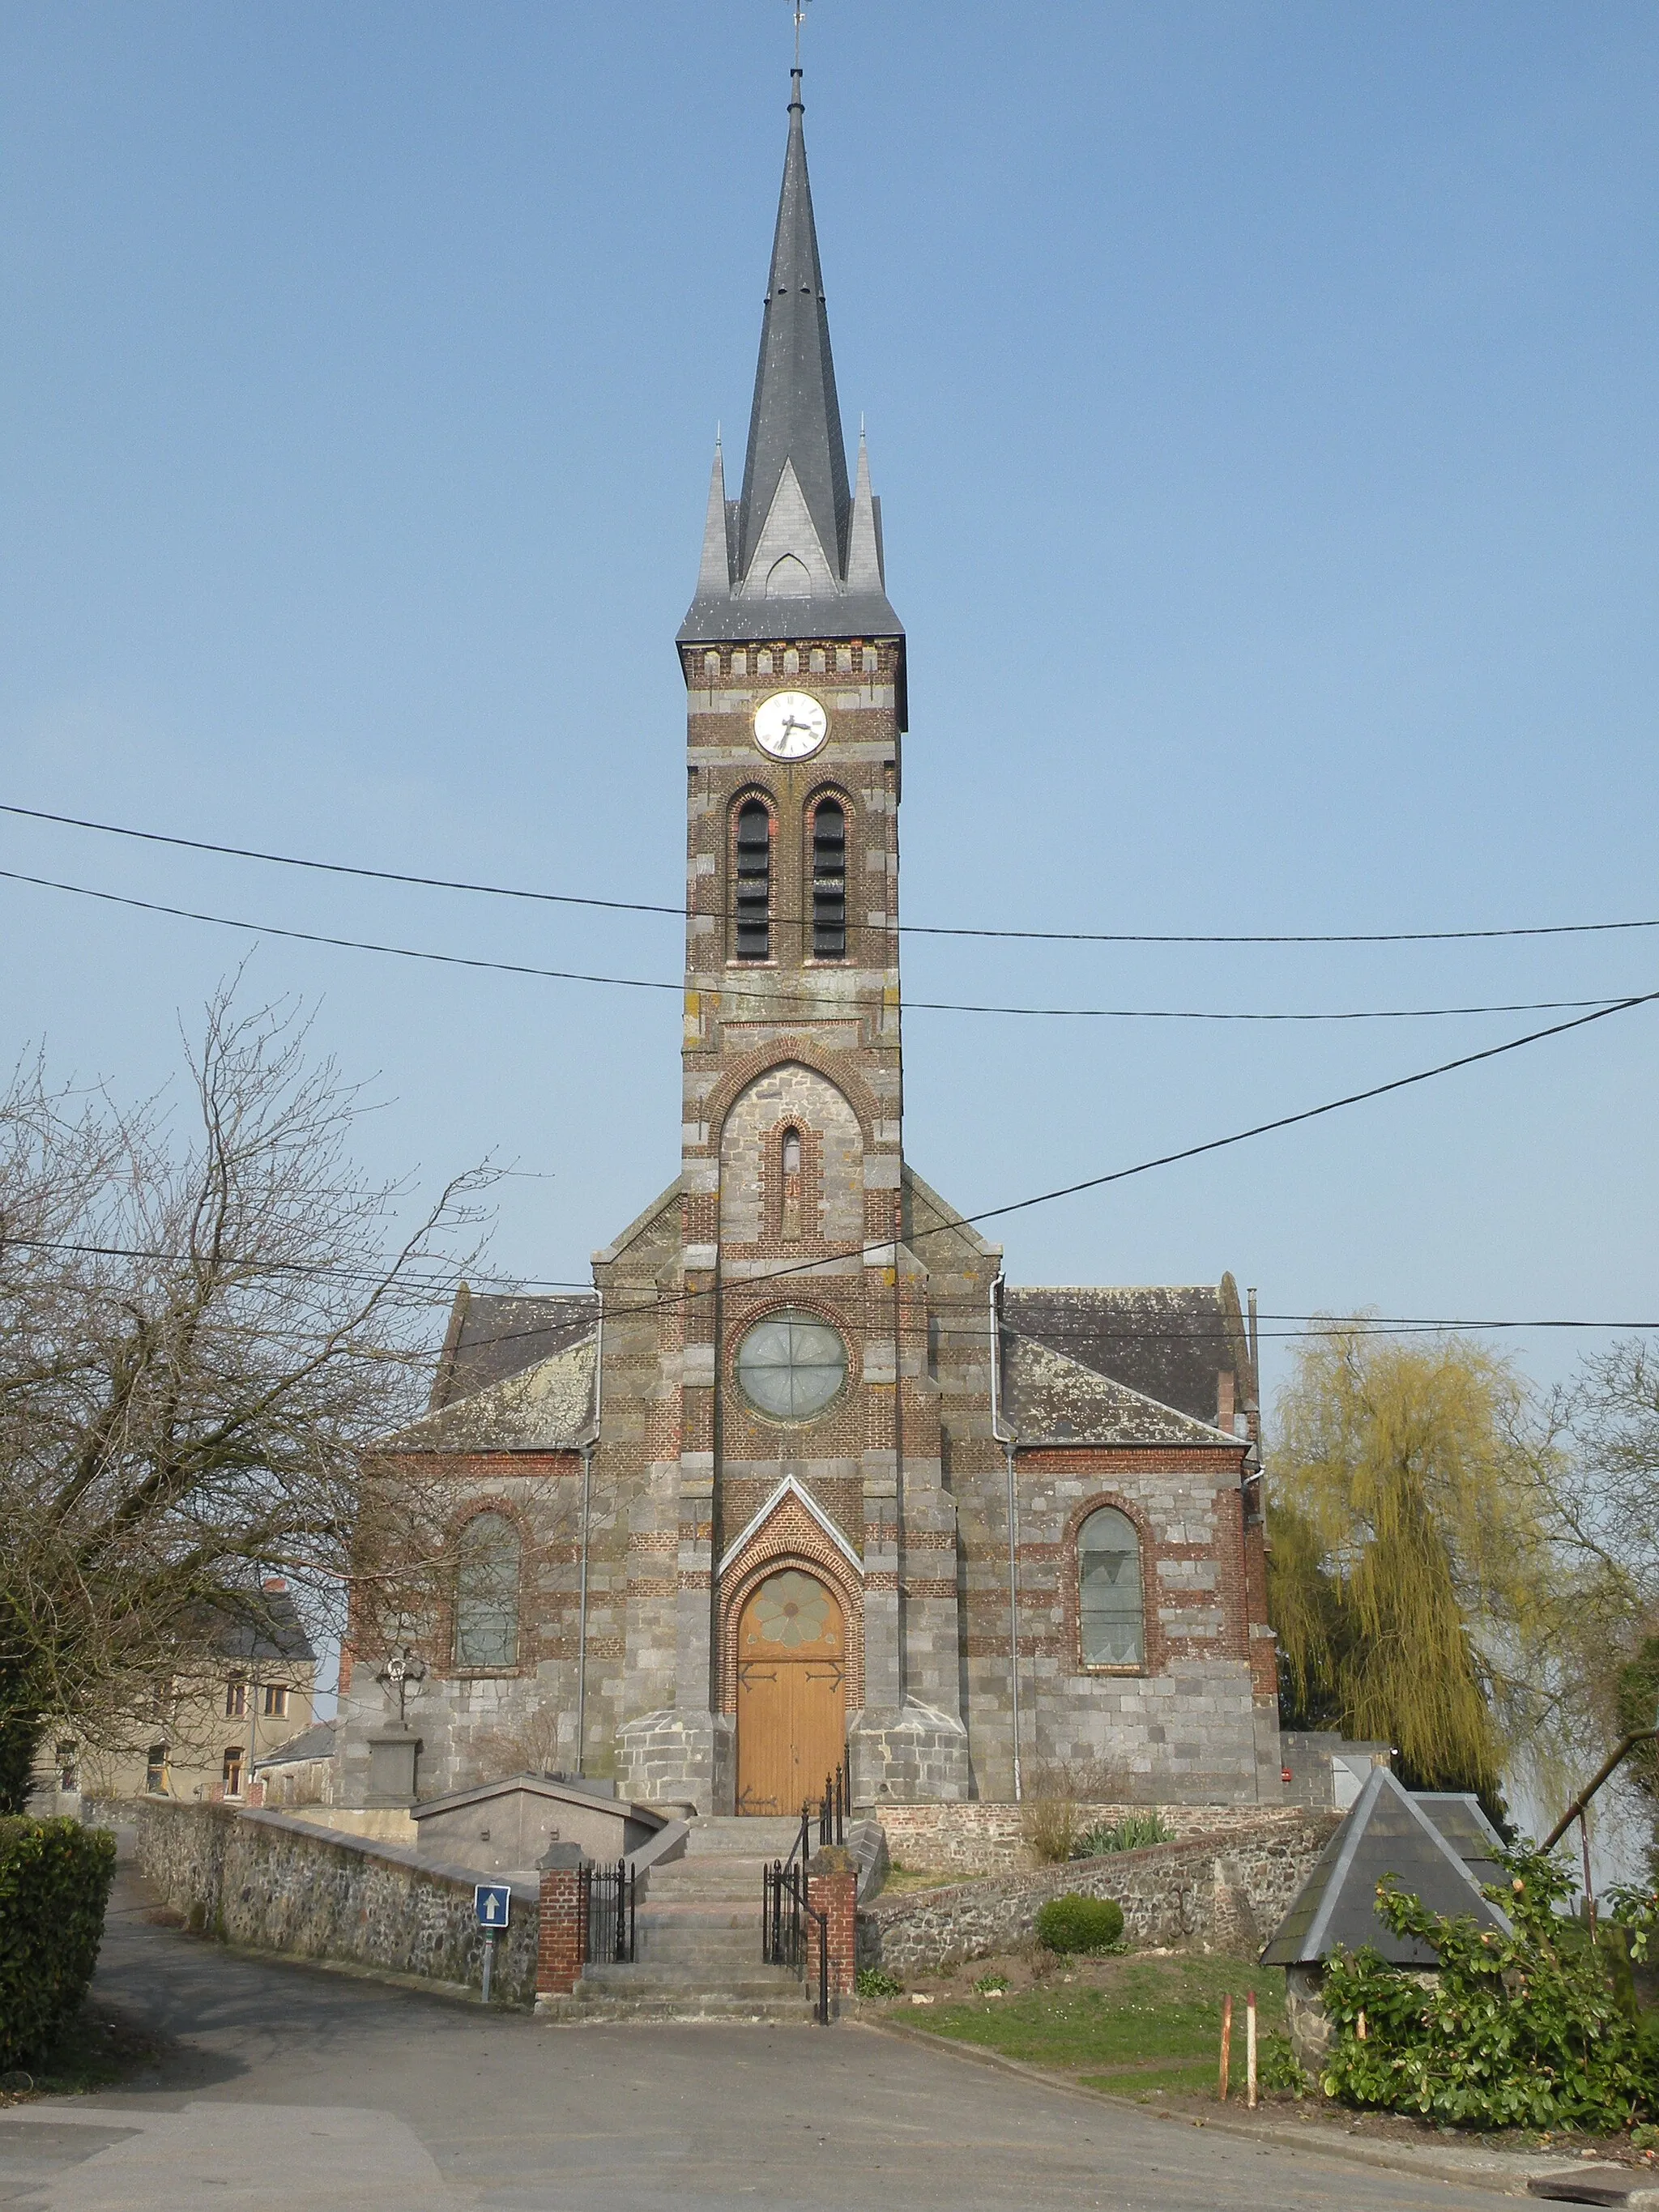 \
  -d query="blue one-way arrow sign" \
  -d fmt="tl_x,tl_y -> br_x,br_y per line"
475,1883 -> 510,1929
